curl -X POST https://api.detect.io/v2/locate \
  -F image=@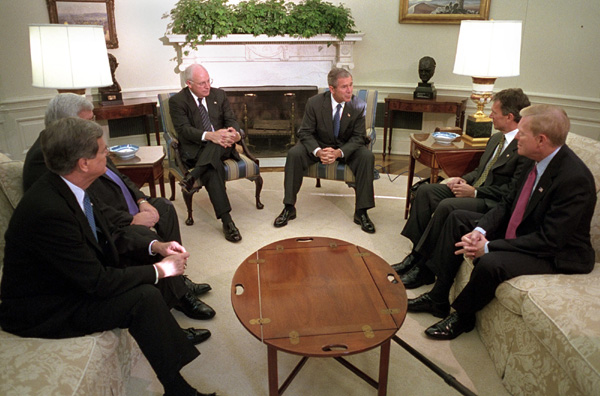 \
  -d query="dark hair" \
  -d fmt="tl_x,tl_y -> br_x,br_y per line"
327,67 -> 352,88
41,117 -> 104,175
492,88 -> 531,123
